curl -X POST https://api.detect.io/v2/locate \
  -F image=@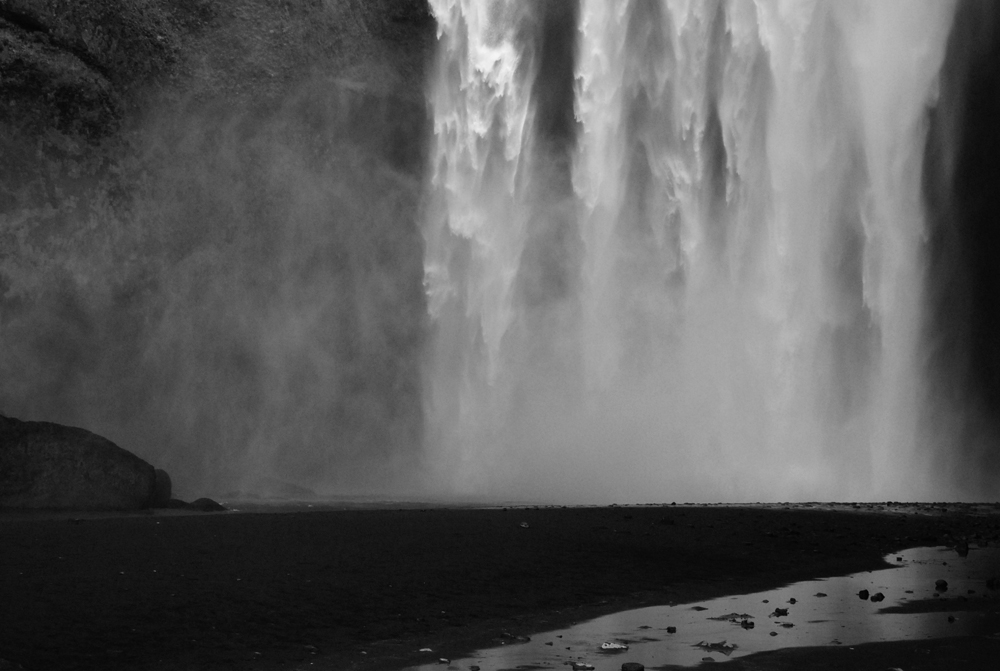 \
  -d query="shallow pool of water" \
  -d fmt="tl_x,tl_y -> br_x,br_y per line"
403,546 -> 1000,670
